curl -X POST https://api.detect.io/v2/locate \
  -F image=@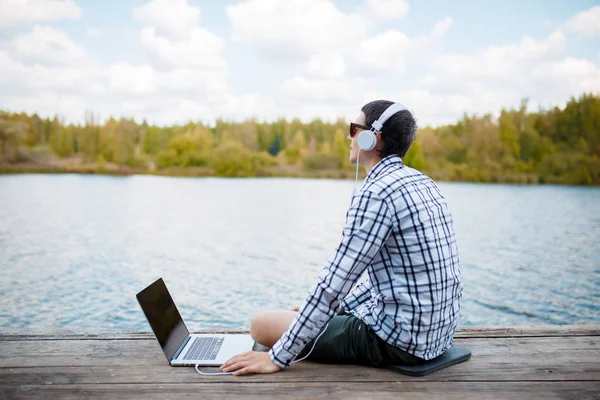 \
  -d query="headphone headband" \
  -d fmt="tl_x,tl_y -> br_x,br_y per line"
371,103 -> 407,132
357,101 -> 407,152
